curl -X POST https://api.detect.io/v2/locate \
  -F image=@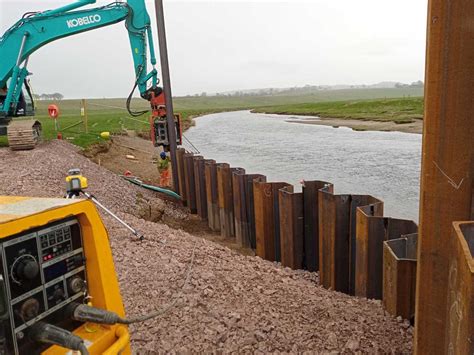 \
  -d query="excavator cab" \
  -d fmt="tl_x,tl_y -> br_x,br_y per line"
0,78 -> 36,132
14,78 -> 36,117
0,79 -> 36,118
0,79 -> 41,150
